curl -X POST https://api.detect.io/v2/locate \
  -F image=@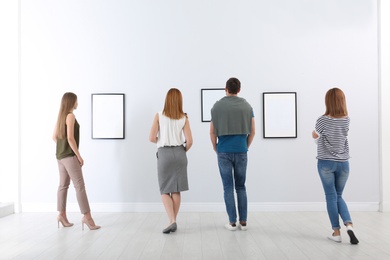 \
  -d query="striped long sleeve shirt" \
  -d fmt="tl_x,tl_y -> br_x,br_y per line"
314,115 -> 350,161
